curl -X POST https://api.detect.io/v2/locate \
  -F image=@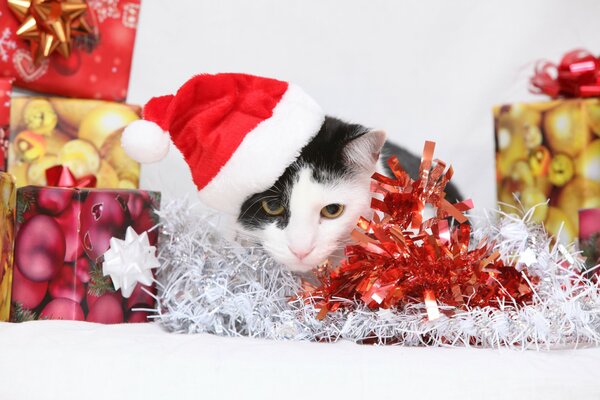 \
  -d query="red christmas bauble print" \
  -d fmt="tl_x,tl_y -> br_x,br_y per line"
40,298 -> 84,321
126,192 -> 150,220
50,49 -> 82,76
86,290 -> 119,311
21,200 -> 40,222
11,266 -> 48,309
126,283 -> 156,309
48,264 -> 85,302
80,192 -> 127,261
37,188 -> 72,215
127,311 -> 149,323
86,293 -> 124,324
54,200 -> 84,262
133,211 -> 158,245
75,257 -> 91,283
15,215 -> 66,282
86,290 -> 100,310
